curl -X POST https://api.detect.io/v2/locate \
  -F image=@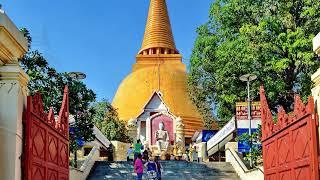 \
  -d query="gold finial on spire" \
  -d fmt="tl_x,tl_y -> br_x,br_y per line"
138,0 -> 178,55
